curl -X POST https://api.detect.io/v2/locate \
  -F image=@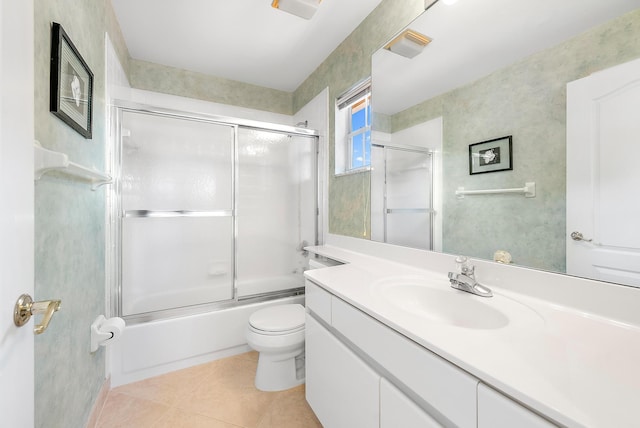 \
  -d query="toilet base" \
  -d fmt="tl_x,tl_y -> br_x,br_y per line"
255,349 -> 305,392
